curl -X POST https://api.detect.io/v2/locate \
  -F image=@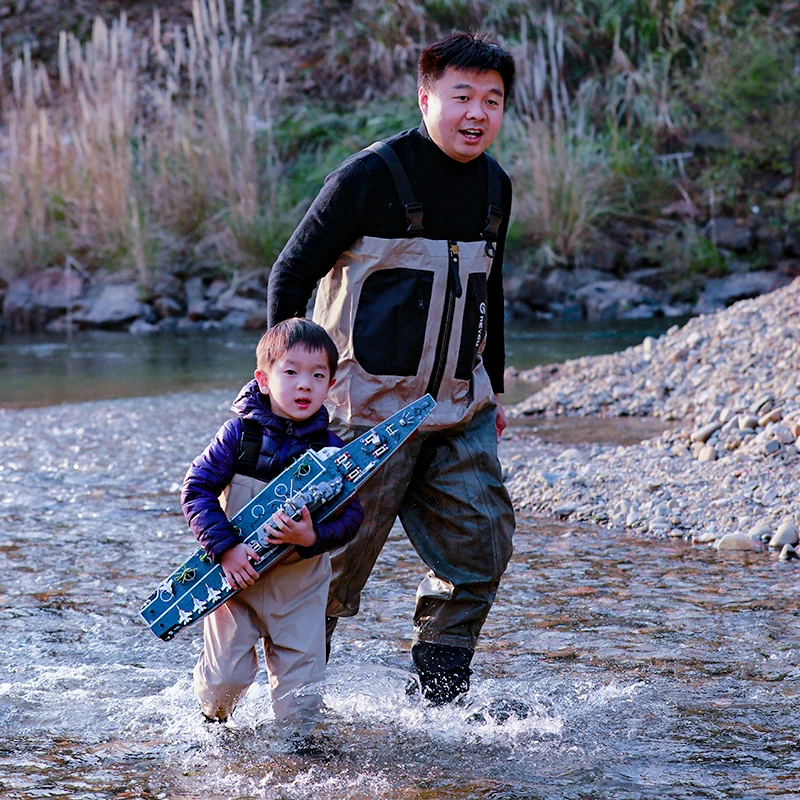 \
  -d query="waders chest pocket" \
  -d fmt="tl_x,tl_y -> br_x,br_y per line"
353,268 -> 433,376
